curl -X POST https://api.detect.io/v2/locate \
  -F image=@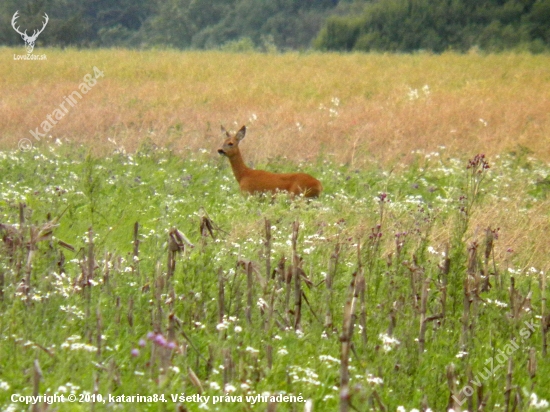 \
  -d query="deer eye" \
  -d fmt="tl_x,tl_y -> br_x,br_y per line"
227,142 -> 233,146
